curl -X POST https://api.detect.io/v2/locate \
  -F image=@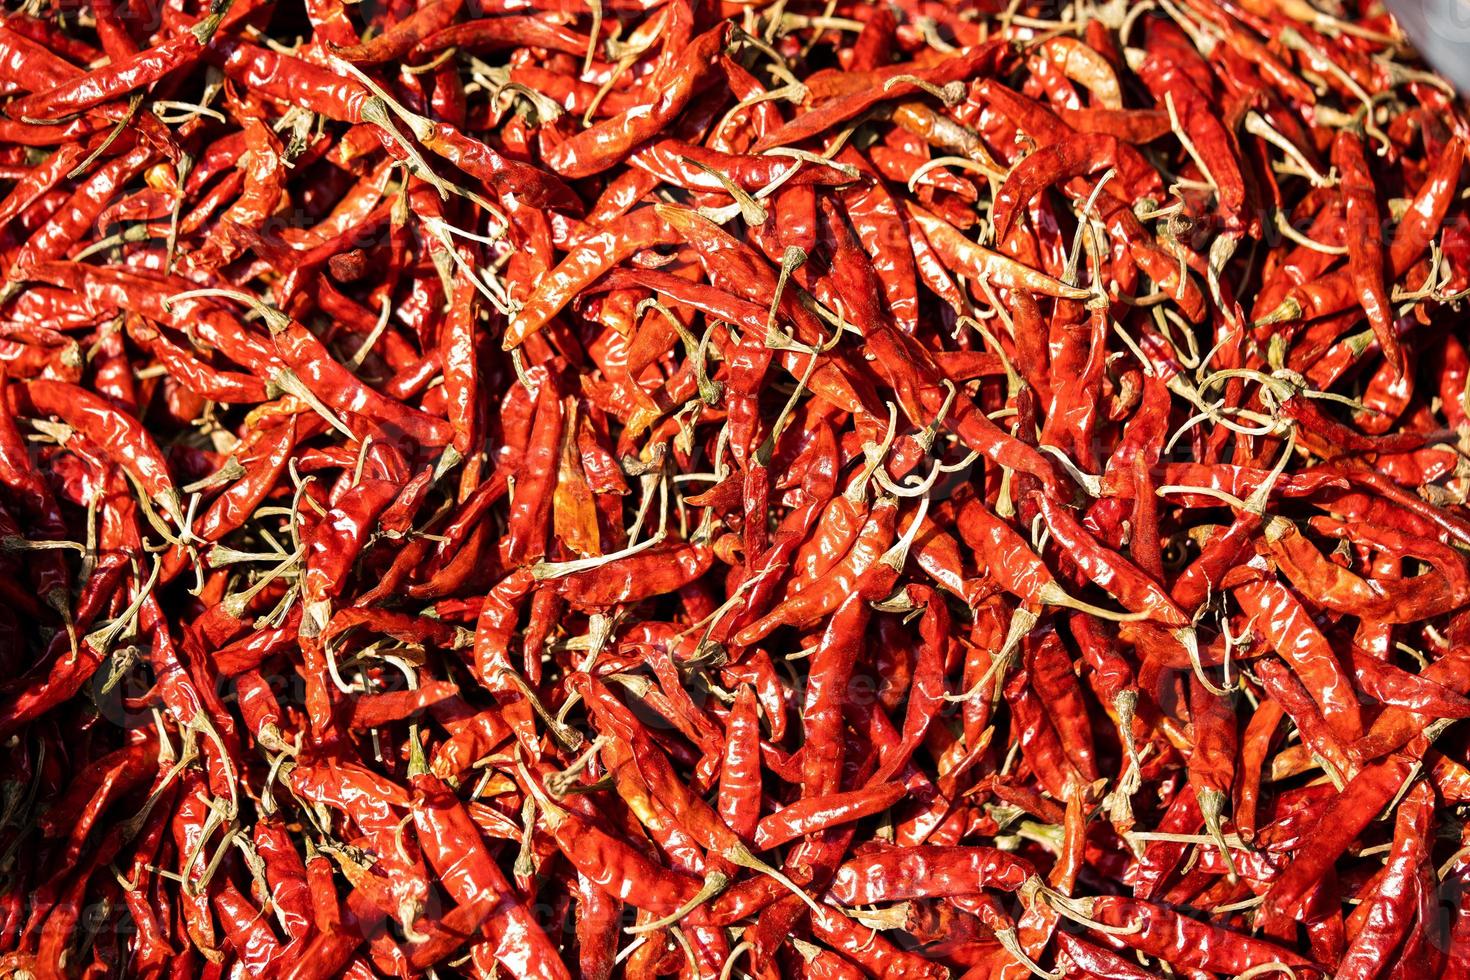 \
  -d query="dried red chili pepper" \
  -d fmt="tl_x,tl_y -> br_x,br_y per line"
2,4 -> 1468,976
